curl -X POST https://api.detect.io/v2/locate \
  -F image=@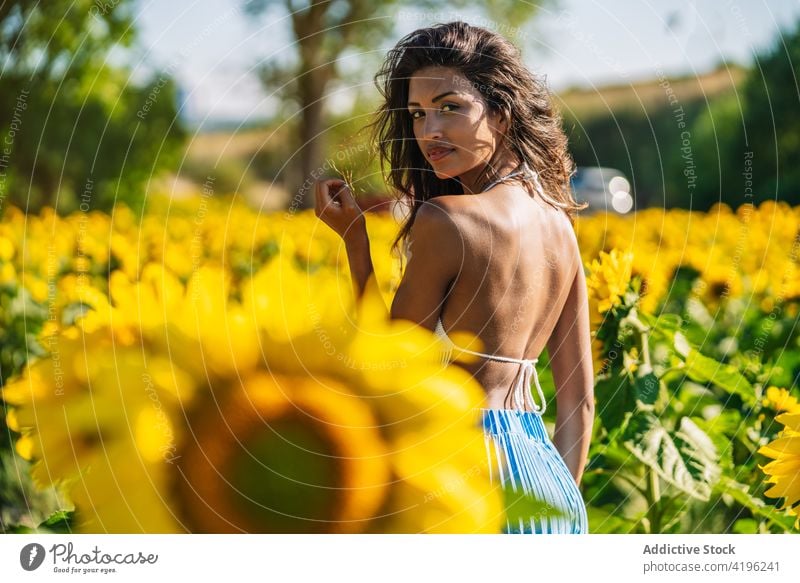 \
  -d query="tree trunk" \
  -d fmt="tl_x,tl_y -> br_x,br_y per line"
291,1 -> 332,210
295,69 -> 328,210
